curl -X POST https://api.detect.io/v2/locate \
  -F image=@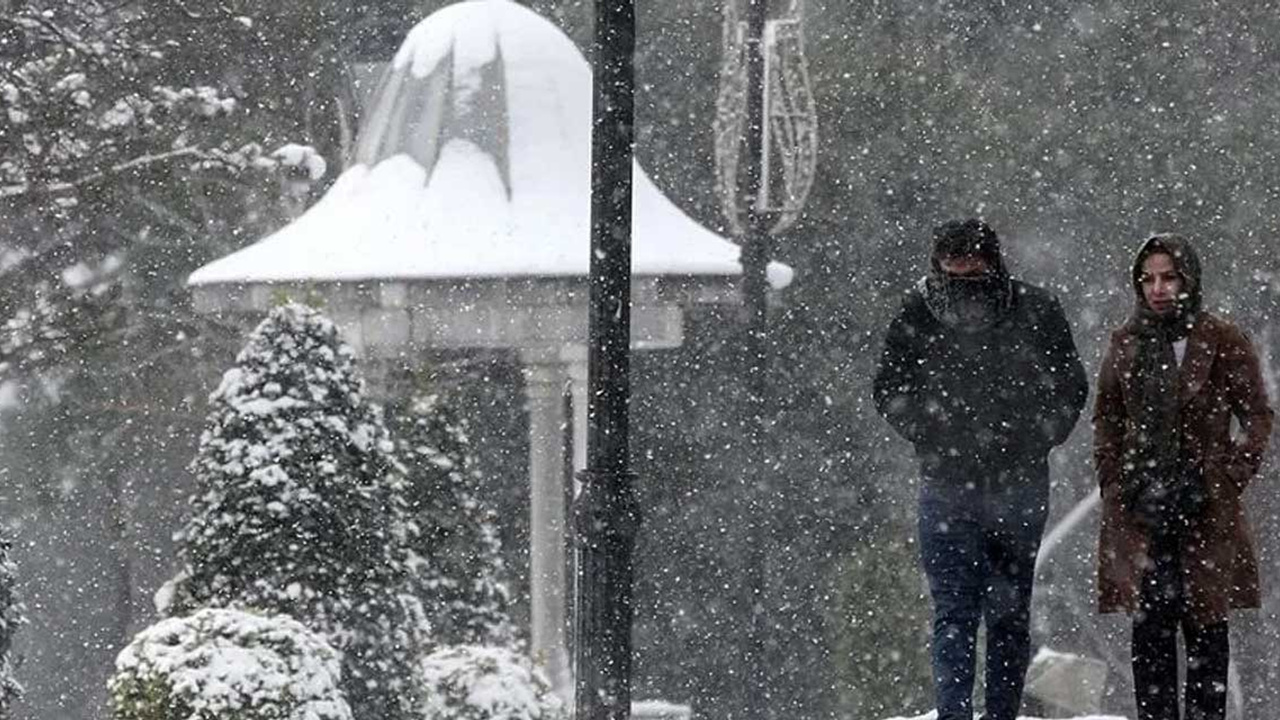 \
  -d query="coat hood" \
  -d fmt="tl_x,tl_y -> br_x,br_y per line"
1131,233 -> 1203,319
